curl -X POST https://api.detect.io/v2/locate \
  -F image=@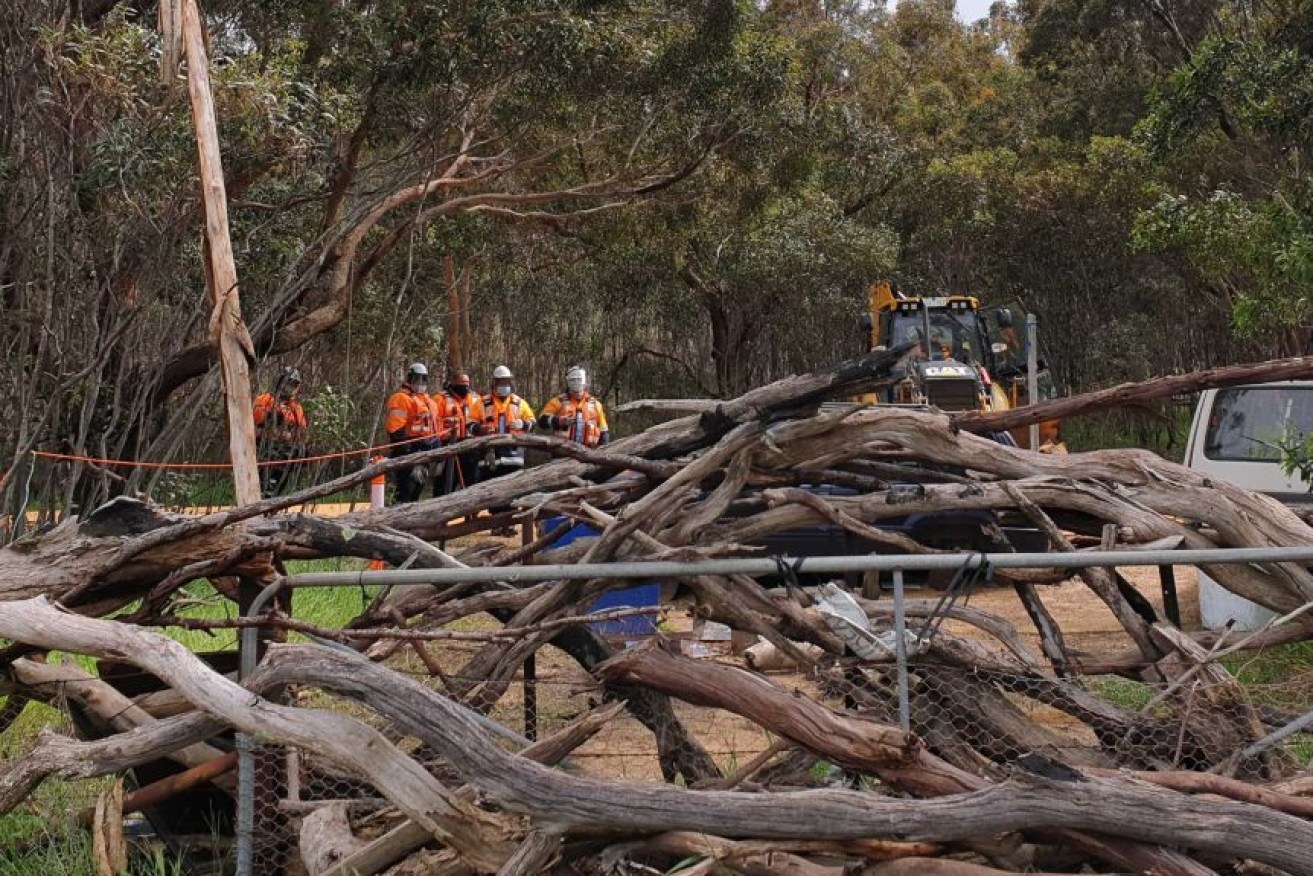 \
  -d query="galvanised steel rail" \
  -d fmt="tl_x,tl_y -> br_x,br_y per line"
280,545 -> 1313,589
